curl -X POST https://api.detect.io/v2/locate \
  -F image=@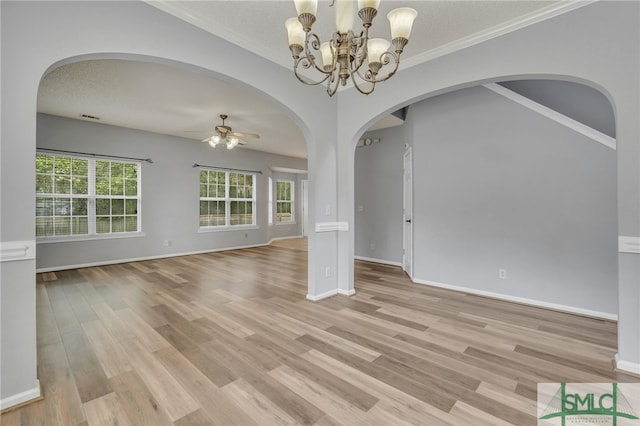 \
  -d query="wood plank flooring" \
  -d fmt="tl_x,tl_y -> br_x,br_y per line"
3,239 -> 637,425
